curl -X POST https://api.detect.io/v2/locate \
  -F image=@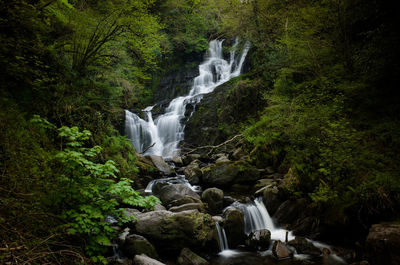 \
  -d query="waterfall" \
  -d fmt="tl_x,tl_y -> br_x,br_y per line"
125,39 -> 251,158
216,222 -> 229,252
233,197 -> 295,242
